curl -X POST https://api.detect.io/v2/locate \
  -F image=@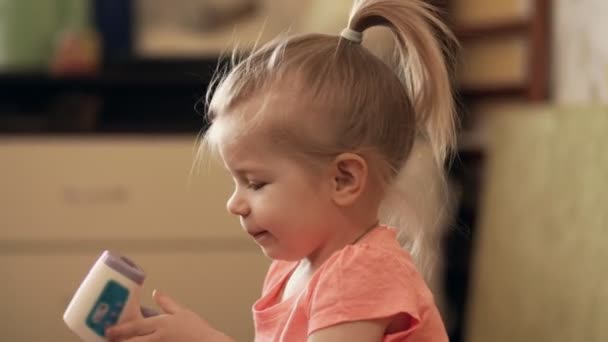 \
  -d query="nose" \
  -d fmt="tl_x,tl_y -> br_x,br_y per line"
226,189 -> 250,217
